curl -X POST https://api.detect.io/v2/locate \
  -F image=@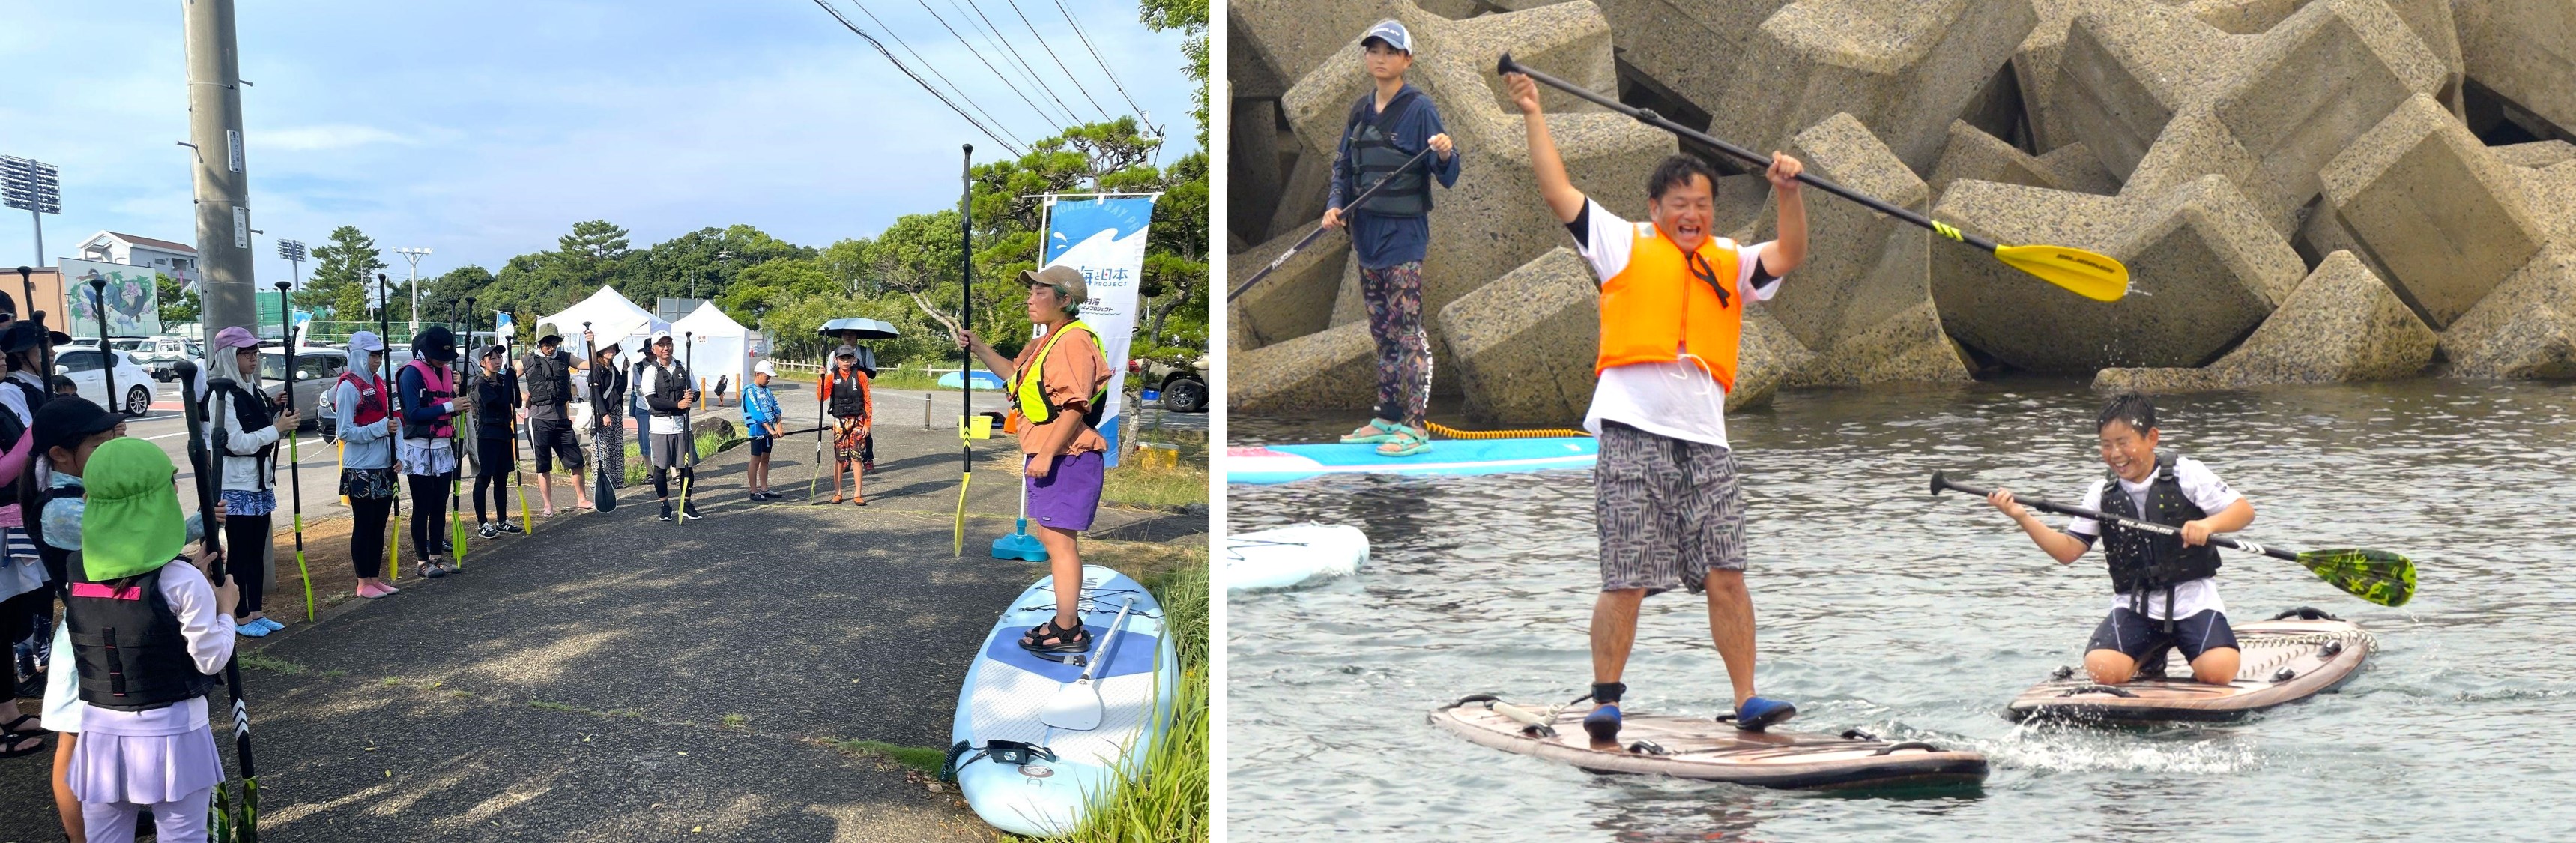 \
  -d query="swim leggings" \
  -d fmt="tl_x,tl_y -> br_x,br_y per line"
473,474 -> 511,522
407,472 -> 454,559
651,465 -> 694,501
